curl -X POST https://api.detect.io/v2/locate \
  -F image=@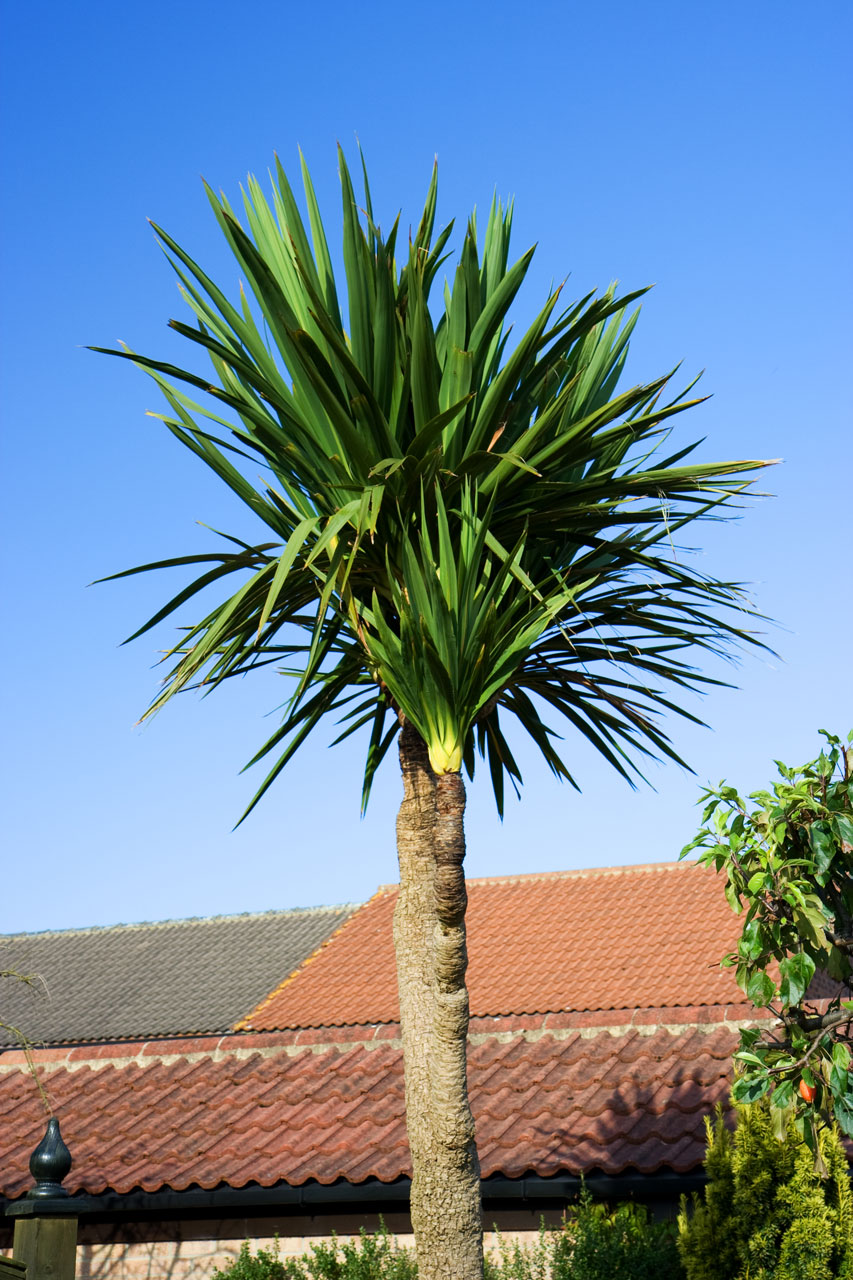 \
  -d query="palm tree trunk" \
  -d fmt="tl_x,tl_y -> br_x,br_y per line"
393,720 -> 483,1279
